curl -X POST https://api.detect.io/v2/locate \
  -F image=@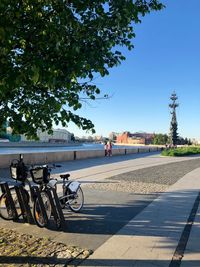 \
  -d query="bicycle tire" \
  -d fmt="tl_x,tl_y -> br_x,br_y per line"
33,191 -> 51,228
0,187 -> 25,220
67,187 -> 84,212
55,217 -> 61,229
